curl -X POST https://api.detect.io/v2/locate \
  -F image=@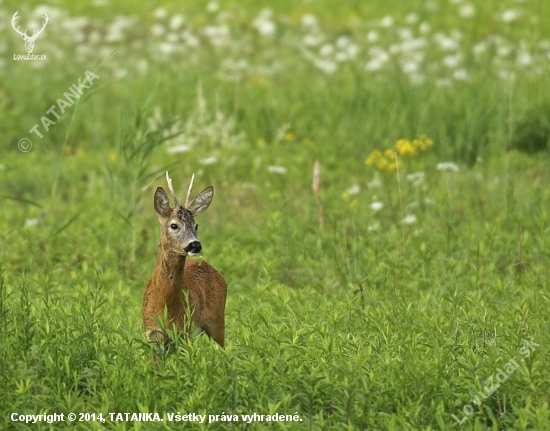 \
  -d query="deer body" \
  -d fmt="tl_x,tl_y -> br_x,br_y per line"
142,173 -> 226,348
